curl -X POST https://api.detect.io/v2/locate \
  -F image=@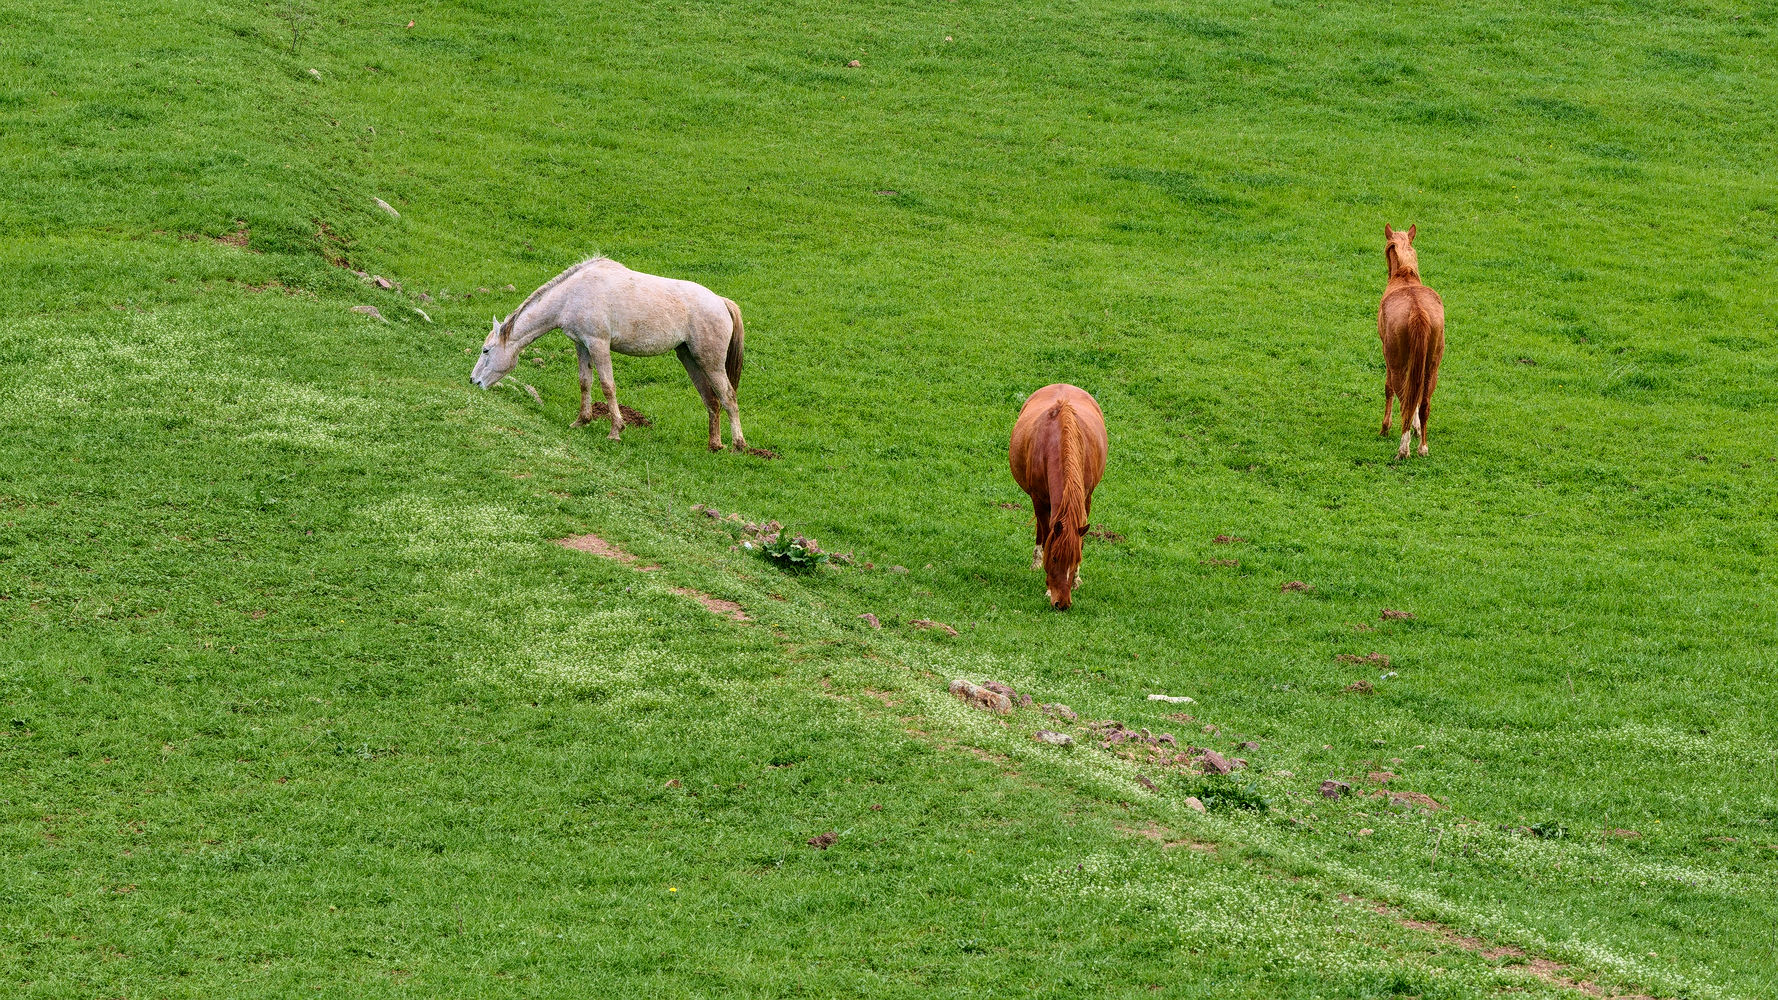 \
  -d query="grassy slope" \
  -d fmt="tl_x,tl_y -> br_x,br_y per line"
2,0 -> 1776,996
